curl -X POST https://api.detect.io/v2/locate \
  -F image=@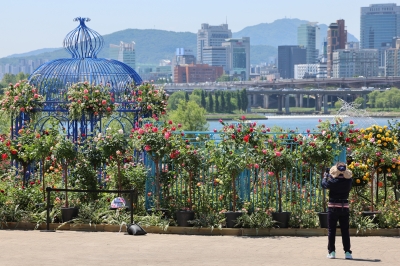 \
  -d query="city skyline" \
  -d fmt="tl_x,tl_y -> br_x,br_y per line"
0,0 -> 395,58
